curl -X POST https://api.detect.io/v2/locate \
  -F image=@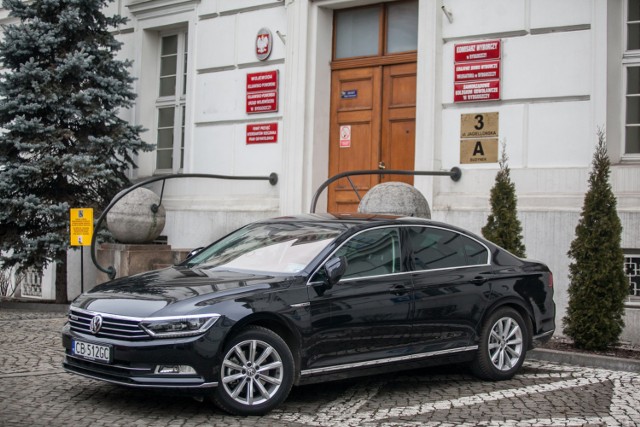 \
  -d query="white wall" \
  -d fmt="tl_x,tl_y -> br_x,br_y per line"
122,1 -> 286,248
